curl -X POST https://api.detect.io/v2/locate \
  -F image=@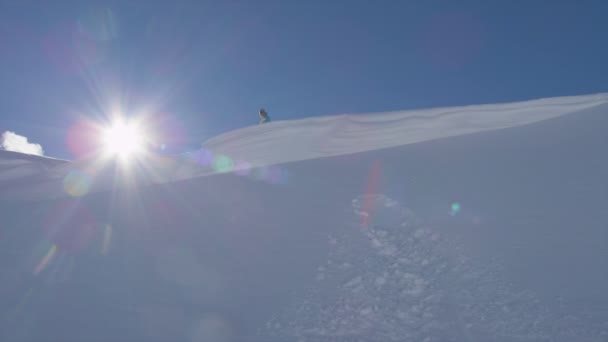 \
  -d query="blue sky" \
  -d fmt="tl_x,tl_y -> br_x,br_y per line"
0,1 -> 607,159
